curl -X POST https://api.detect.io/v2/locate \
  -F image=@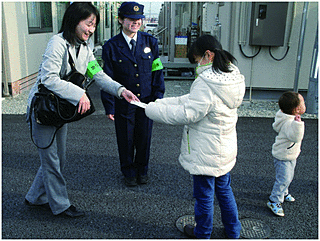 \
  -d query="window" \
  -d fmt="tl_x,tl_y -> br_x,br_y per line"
56,2 -> 70,32
27,2 -> 53,34
93,2 -> 101,44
